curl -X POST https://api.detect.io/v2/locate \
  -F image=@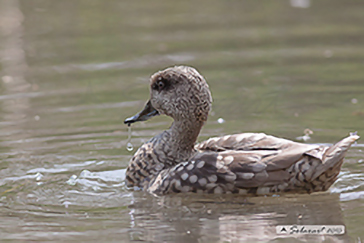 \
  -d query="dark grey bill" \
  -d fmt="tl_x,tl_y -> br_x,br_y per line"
124,100 -> 159,126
